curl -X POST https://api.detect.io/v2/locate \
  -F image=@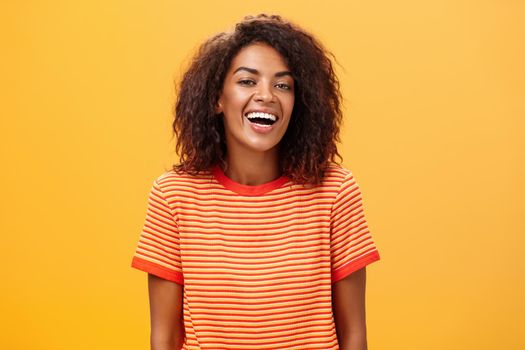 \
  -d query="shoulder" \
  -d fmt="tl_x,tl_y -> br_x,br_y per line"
321,163 -> 356,187
318,163 -> 365,204
152,167 -> 215,194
